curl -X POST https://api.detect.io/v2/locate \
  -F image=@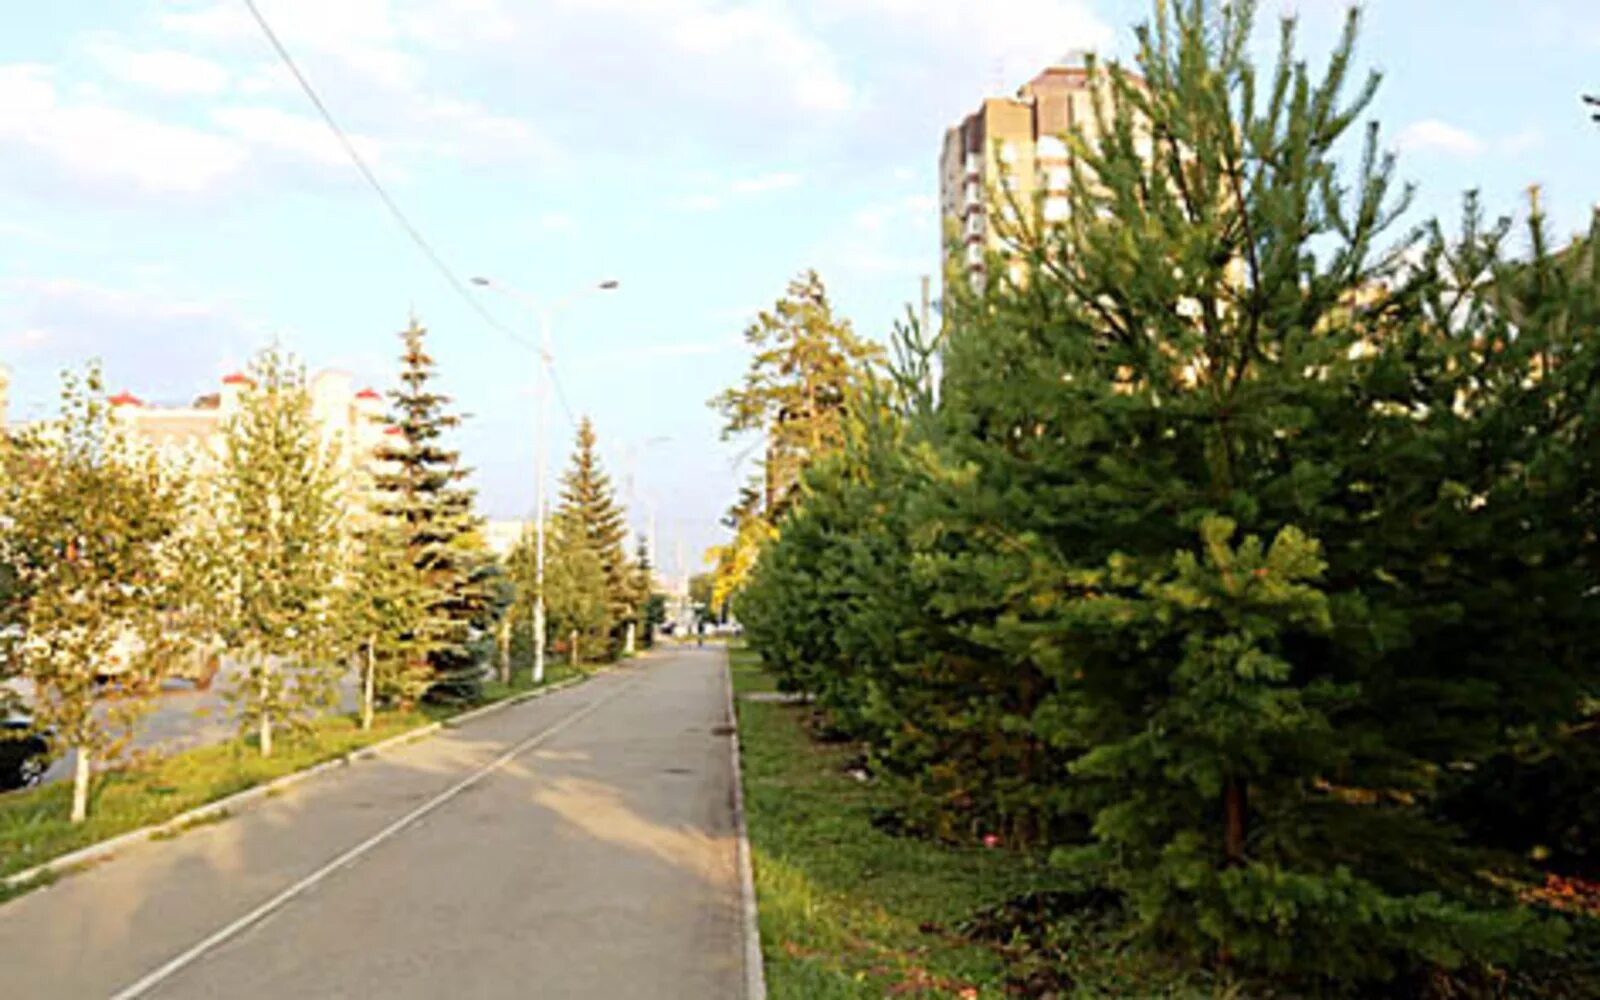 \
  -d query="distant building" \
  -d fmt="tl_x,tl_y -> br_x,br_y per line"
105,370 -> 392,496
939,56 -> 1141,289
483,519 -> 532,559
